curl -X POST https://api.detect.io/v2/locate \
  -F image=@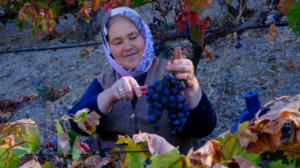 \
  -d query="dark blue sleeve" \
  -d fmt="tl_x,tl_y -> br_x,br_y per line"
68,78 -> 106,136
185,89 -> 217,138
